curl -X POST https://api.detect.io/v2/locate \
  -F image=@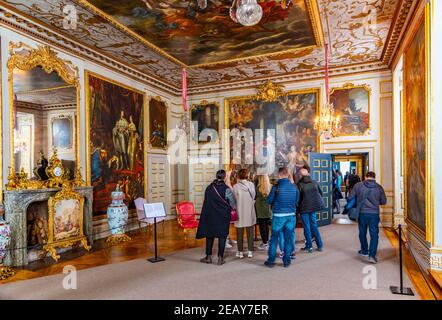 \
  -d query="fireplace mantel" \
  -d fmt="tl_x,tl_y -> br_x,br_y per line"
3,187 -> 94,266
